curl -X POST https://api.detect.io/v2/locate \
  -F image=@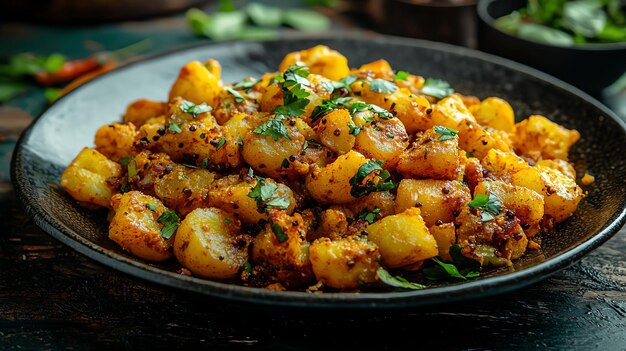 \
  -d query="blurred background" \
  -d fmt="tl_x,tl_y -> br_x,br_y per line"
0,0 -> 625,182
